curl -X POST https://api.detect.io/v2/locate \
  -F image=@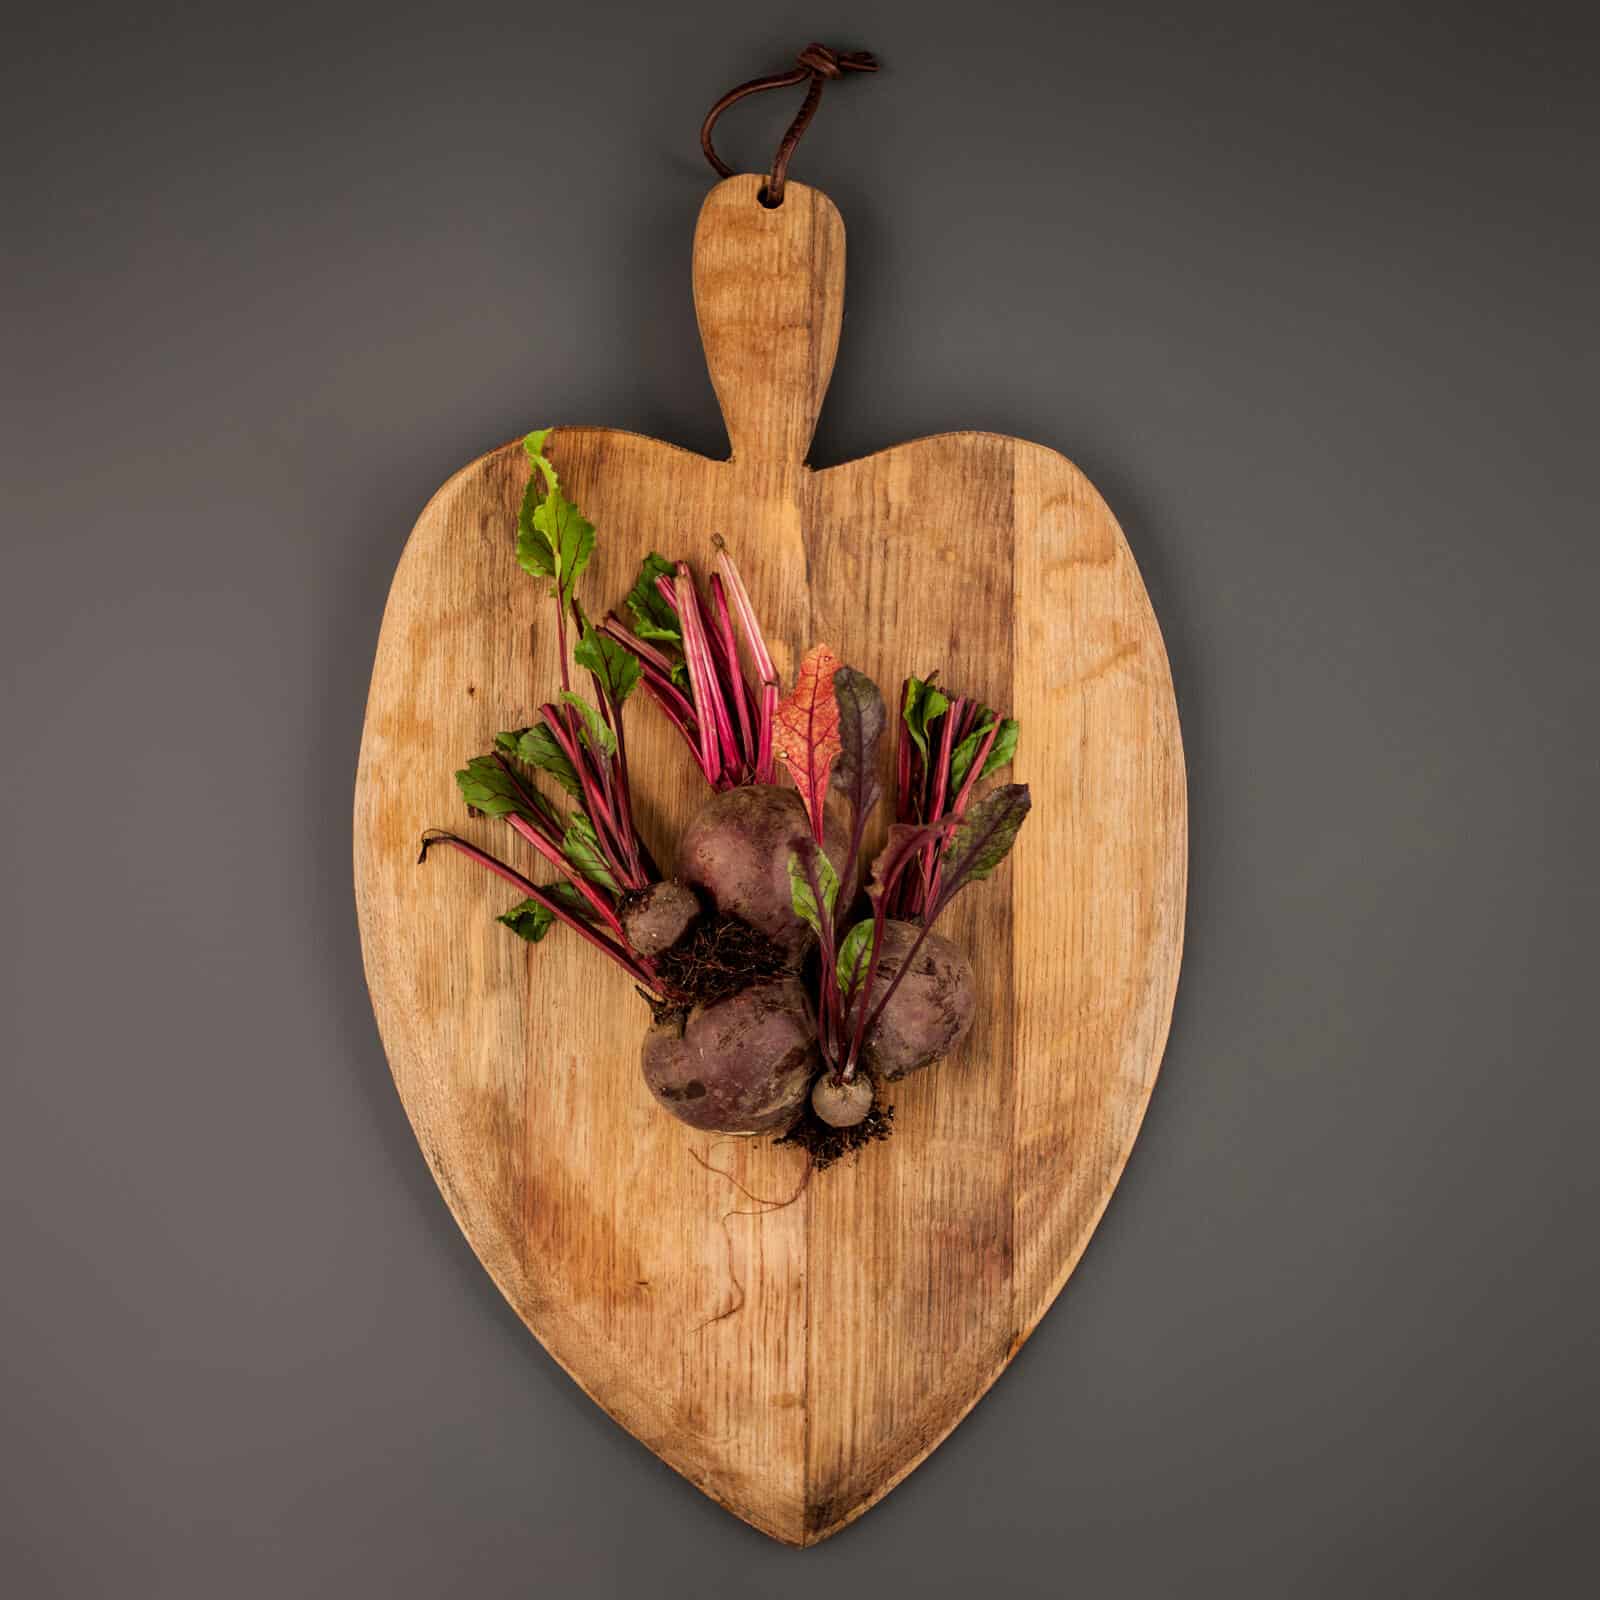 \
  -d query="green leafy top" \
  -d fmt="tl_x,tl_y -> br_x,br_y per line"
786,846 -> 840,936
516,429 -> 595,610
936,783 -> 1032,907
625,551 -> 682,645
455,755 -> 540,821
902,675 -> 951,760
498,882 -> 588,943
951,714 -> 1020,790
836,918 -> 876,1001
573,619 -> 641,708
560,691 -> 617,758
494,726 -> 581,799
562,811 -> 620,892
